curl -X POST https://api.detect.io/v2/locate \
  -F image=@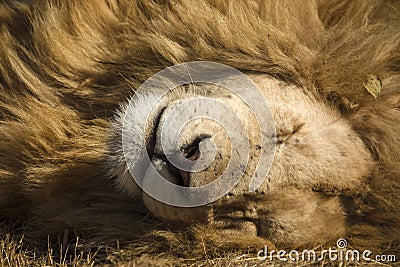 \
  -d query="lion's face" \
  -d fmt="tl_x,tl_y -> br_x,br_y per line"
109,72 -> 373,246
